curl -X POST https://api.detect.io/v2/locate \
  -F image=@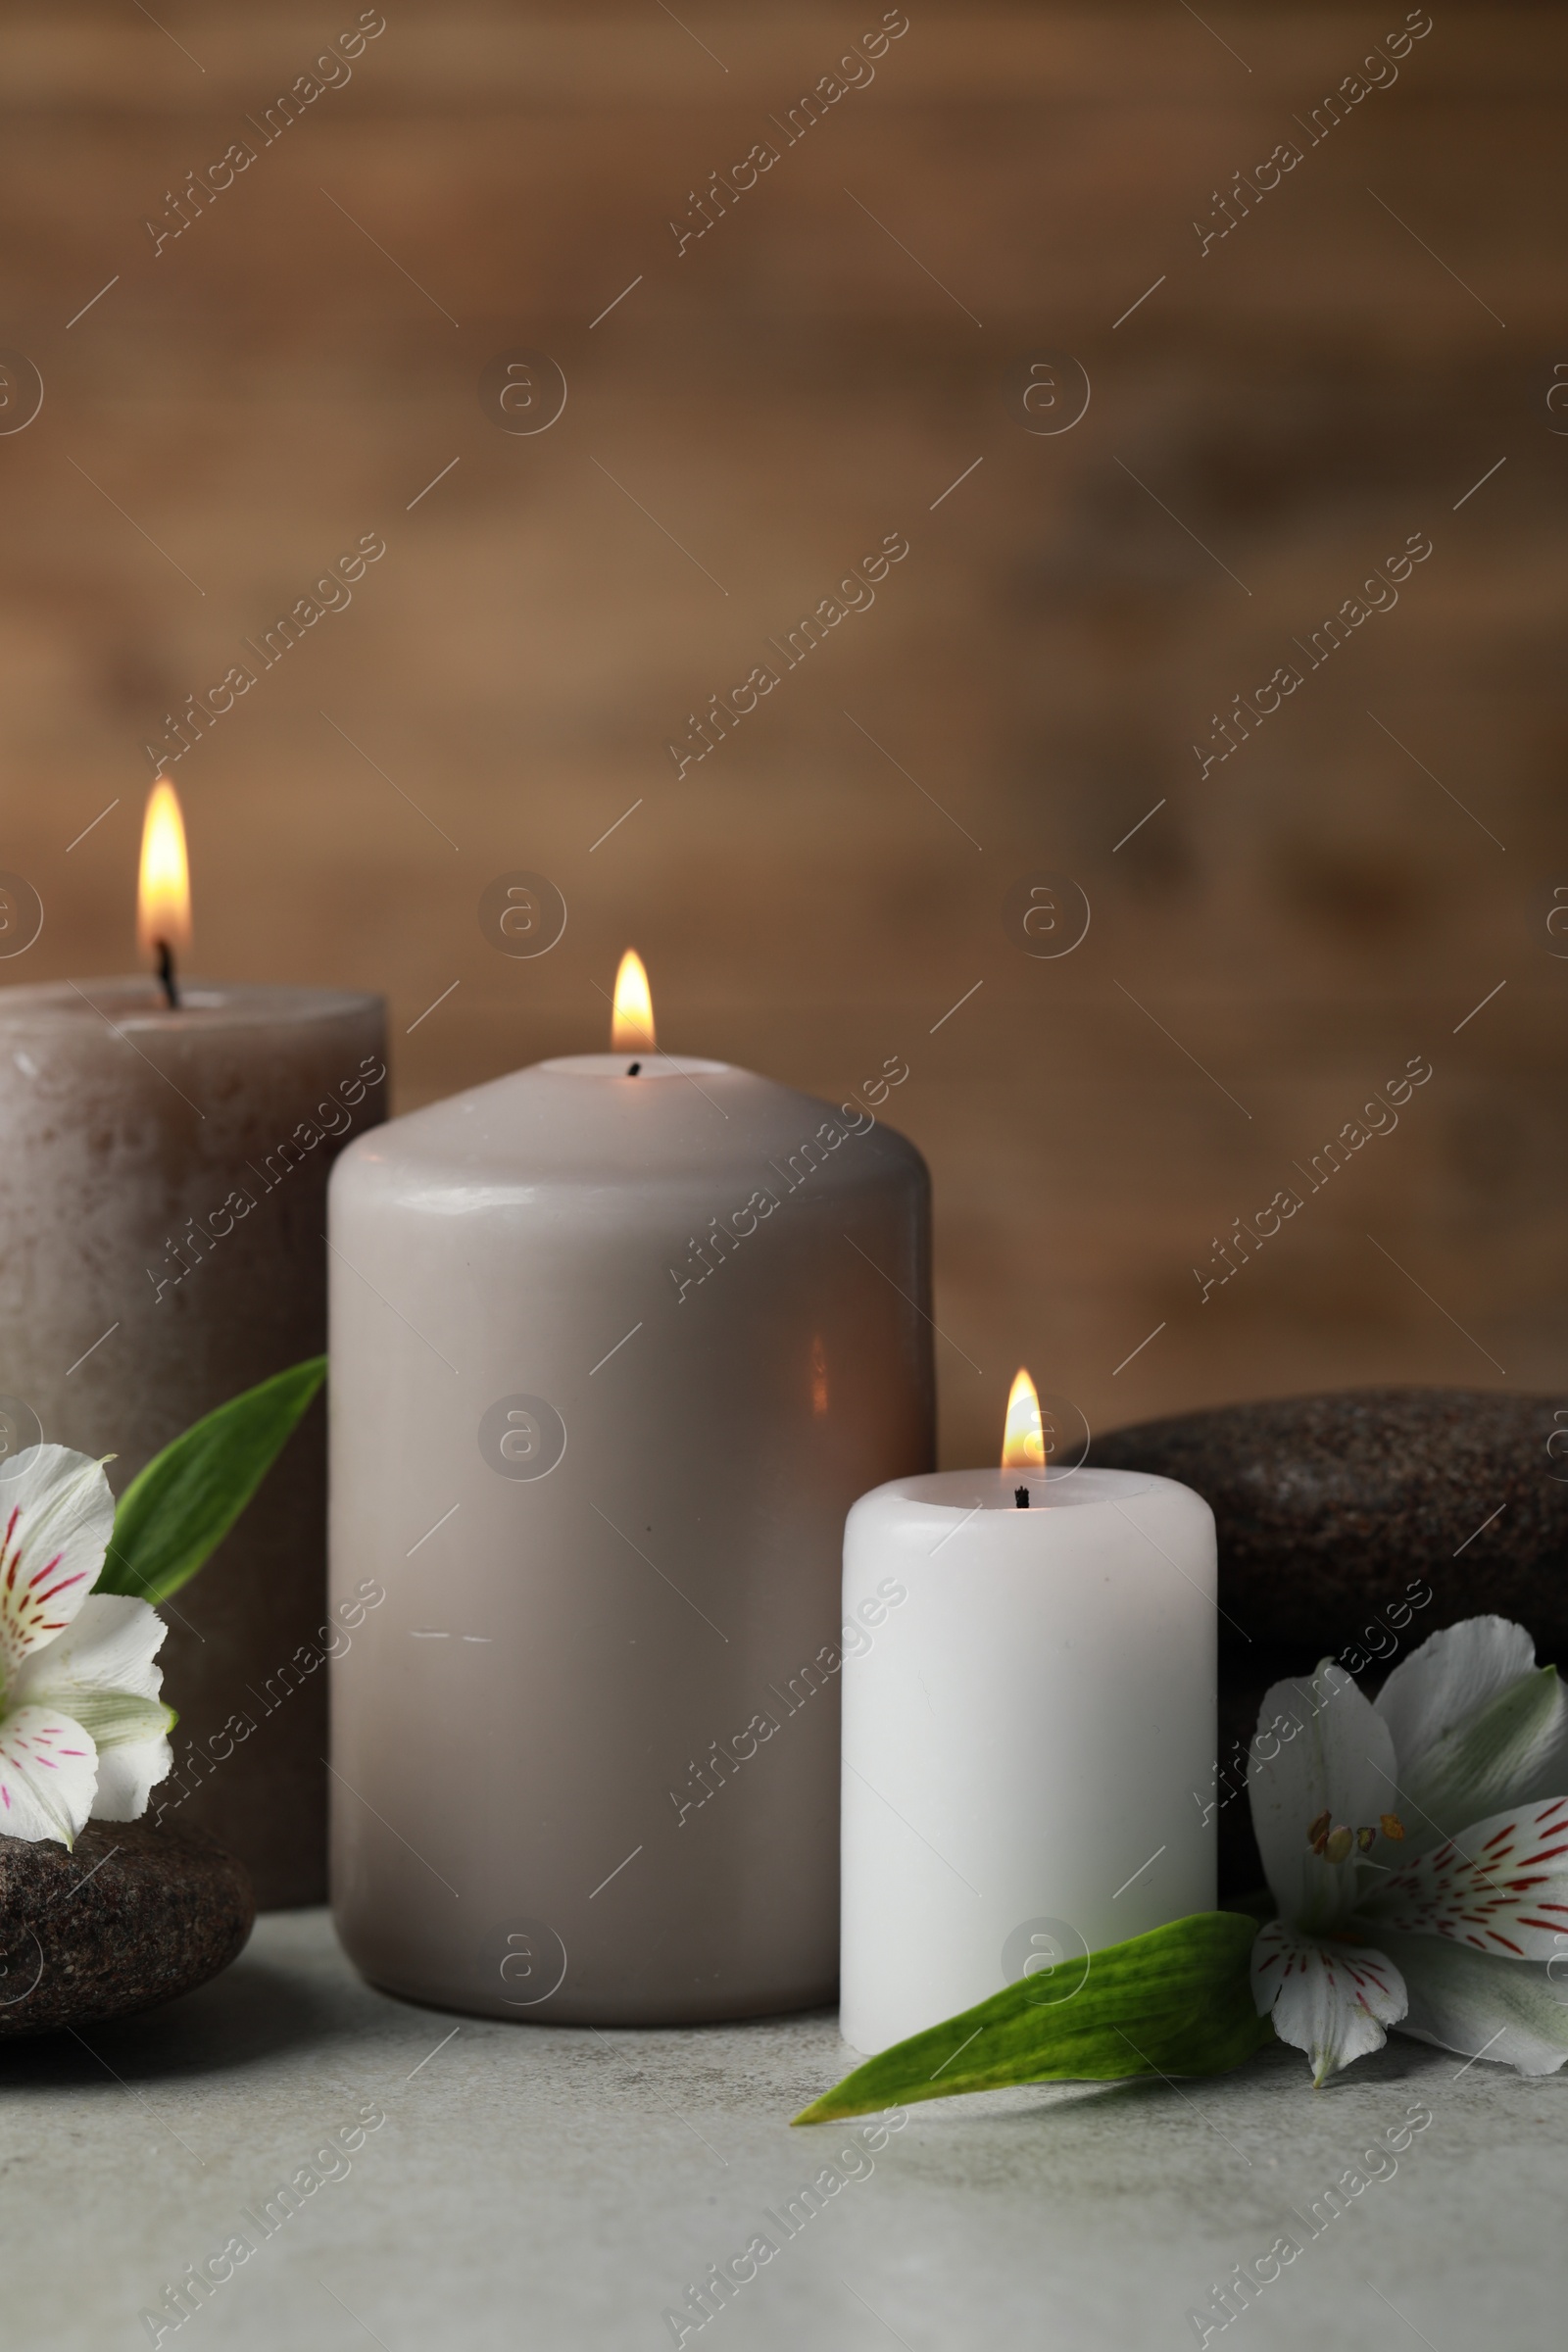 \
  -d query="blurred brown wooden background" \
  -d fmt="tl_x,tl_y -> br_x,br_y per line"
1,1 -> 1563,1467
